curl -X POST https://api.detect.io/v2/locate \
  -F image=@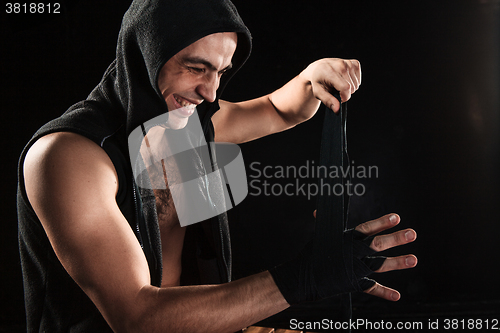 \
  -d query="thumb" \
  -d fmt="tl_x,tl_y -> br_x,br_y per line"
313,84 -> 342,113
